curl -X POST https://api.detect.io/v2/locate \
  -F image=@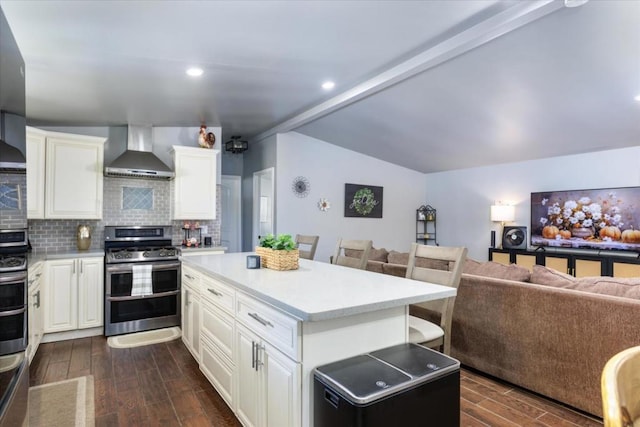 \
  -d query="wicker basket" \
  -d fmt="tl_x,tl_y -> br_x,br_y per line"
255,247 -> 299,271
